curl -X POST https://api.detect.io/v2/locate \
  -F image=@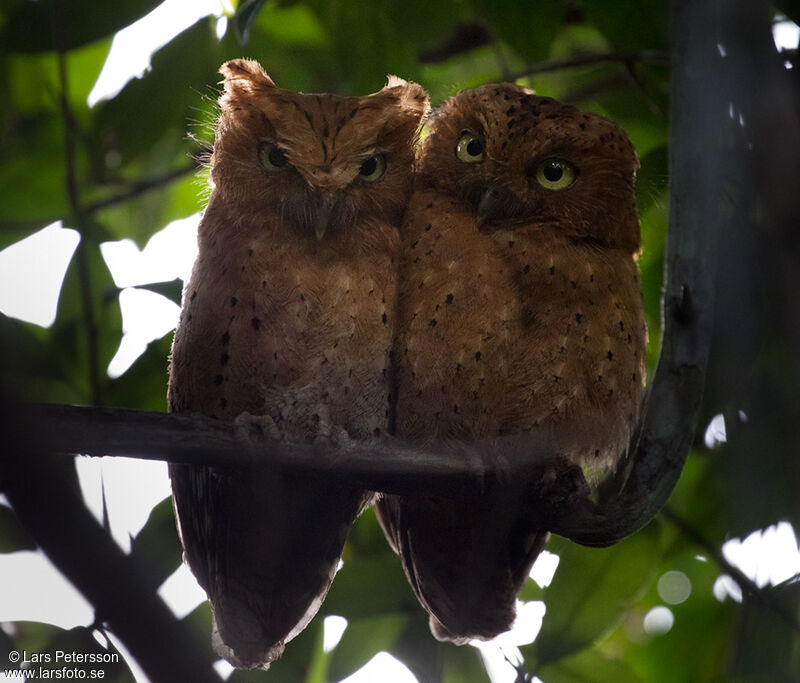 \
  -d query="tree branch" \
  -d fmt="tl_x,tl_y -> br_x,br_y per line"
662,507 -> 800,637
6,5 -> 716,555
532,0 -> 722,545
12,402 -> 561,502
506,50 -> 669,83
0,442 -> 221,681
84,161 -> 200,215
